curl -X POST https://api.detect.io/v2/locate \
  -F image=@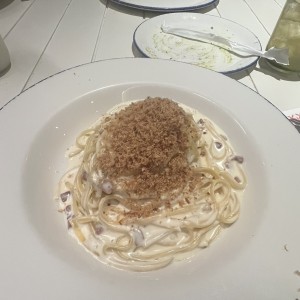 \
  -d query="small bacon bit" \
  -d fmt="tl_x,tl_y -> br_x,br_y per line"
60,191 -> 70,202
82,171 -> 88,181
65,205 -> 72,212
94,223 -> 104,235
215,141 -> 223,149
234,176 -> 241,183
67,220 -> 72,229
65,206 -> 73,220
232,155 -> 244,164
